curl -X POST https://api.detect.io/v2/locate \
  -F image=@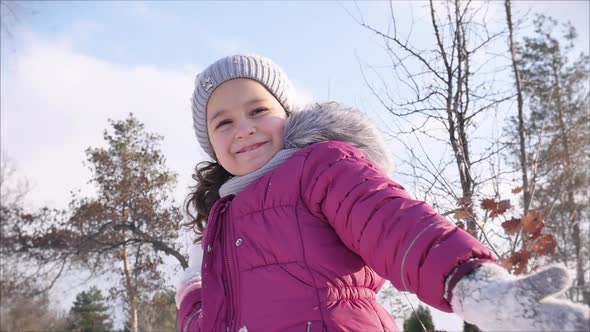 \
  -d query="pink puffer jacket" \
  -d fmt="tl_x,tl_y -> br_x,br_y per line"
178,141 -> 494,331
